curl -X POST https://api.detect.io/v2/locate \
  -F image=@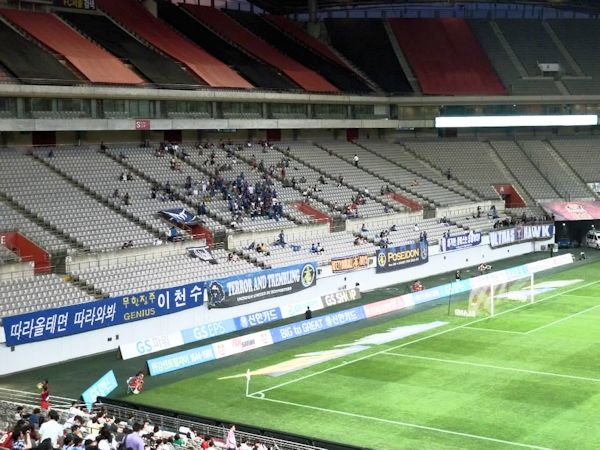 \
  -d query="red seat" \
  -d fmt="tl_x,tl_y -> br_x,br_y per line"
0,9 -> 144,85
391,18 -> 506,95
96,0 -> 252,88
